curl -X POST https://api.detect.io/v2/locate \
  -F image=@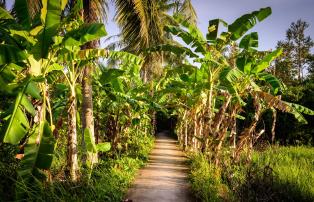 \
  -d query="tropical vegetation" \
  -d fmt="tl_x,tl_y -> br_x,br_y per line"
0,0 -> 313,201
